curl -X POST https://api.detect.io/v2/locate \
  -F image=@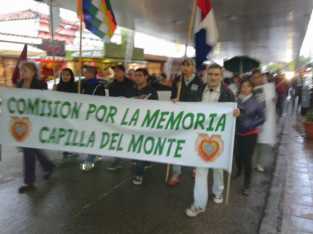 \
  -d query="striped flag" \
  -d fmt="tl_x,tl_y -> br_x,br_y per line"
194,0 -> 219,69
77,0 -> 117,39
12,44 -> 27,85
